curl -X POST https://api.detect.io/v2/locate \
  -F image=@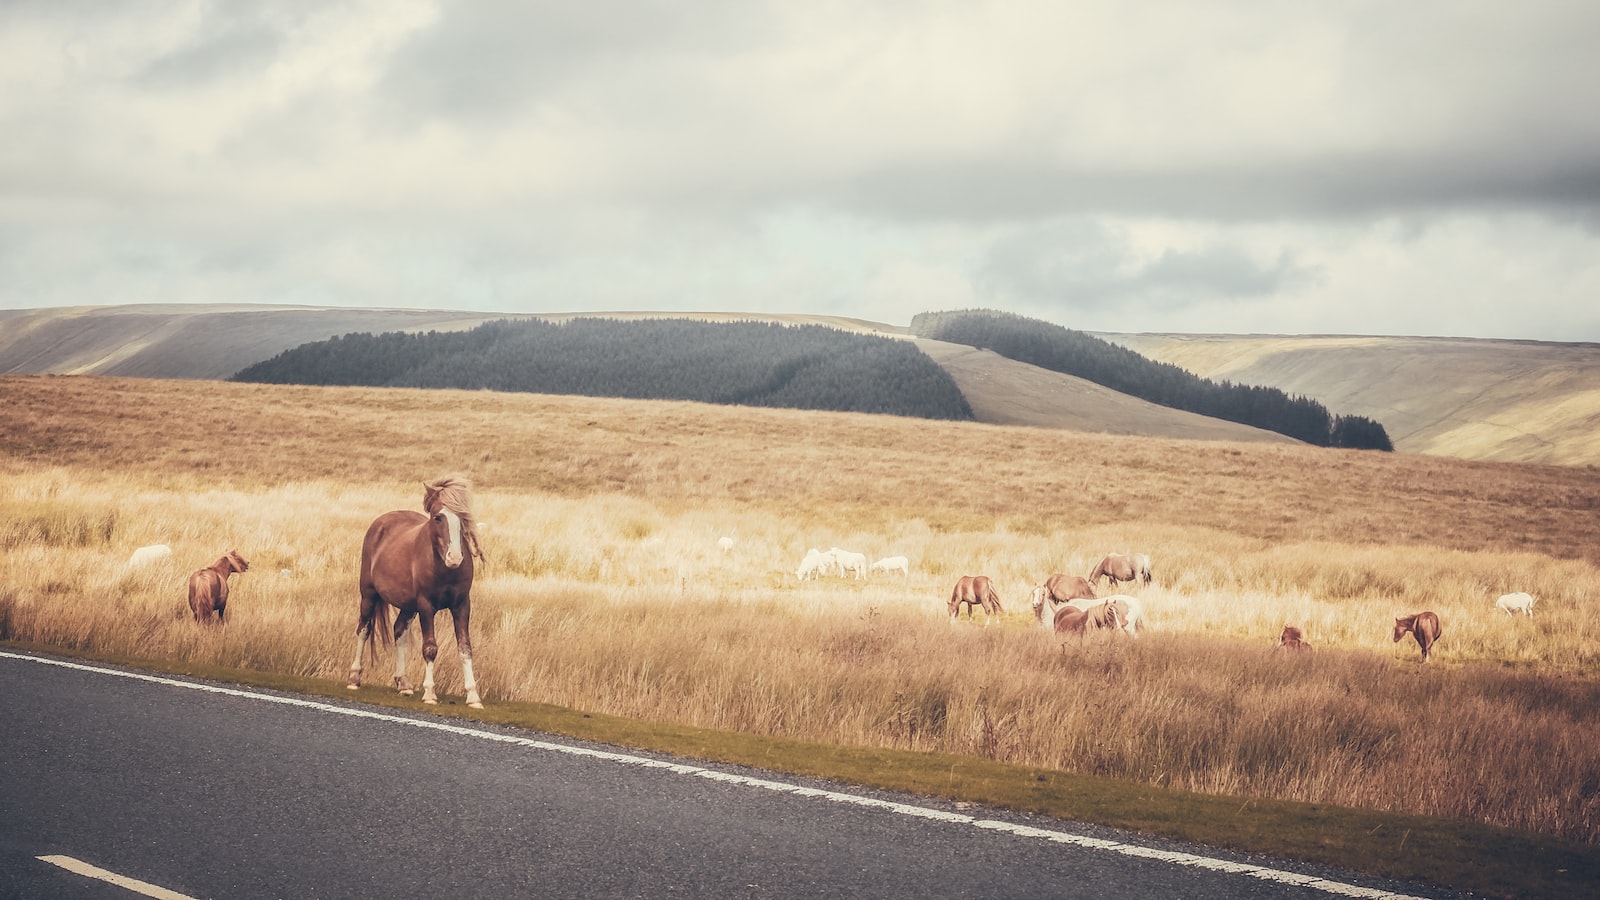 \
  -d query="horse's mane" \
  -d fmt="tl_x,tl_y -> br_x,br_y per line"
424,474 -> 484,560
